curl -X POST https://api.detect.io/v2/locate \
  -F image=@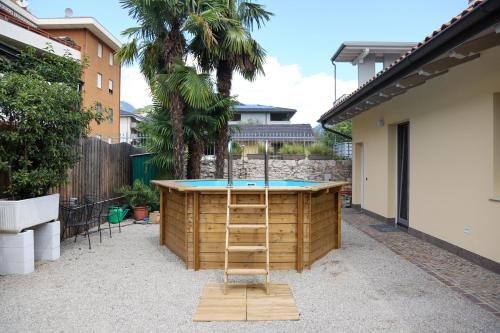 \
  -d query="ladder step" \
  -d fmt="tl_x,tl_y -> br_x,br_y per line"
228,224 -> 267,230
226,268 -> 268,275
227,245 -> 267,252
229,204 -> 267,209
